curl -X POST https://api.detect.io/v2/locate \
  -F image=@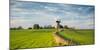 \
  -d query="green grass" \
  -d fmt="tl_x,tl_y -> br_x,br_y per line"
10,29 -> 94,50
10,29 -> 57,50
59,29 -> 94,45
